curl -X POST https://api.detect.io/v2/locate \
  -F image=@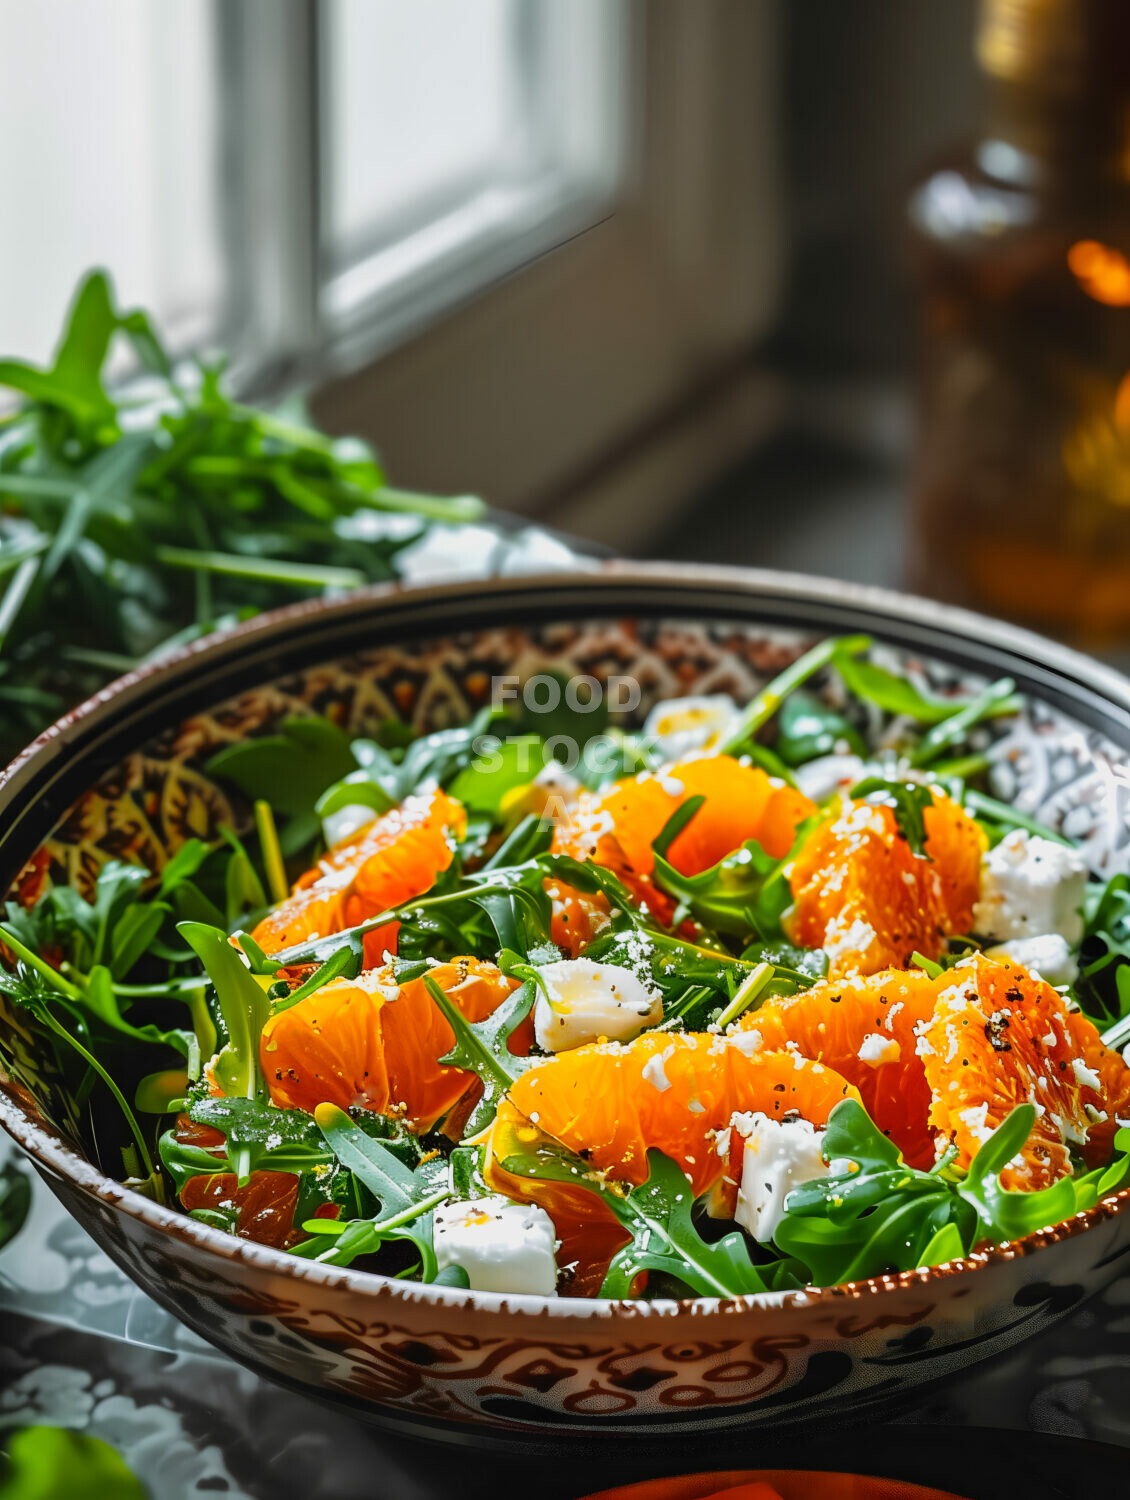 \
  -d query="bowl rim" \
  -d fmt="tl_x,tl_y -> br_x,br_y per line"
2,558 -> 1130,1321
